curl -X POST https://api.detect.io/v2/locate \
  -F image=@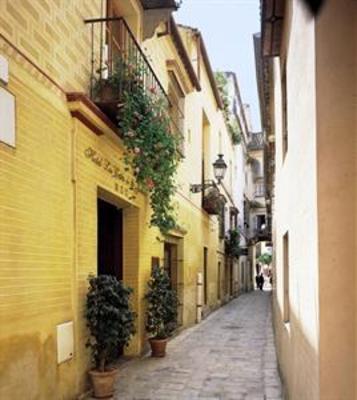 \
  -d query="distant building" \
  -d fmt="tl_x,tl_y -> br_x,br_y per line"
224,71 -> 270,291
